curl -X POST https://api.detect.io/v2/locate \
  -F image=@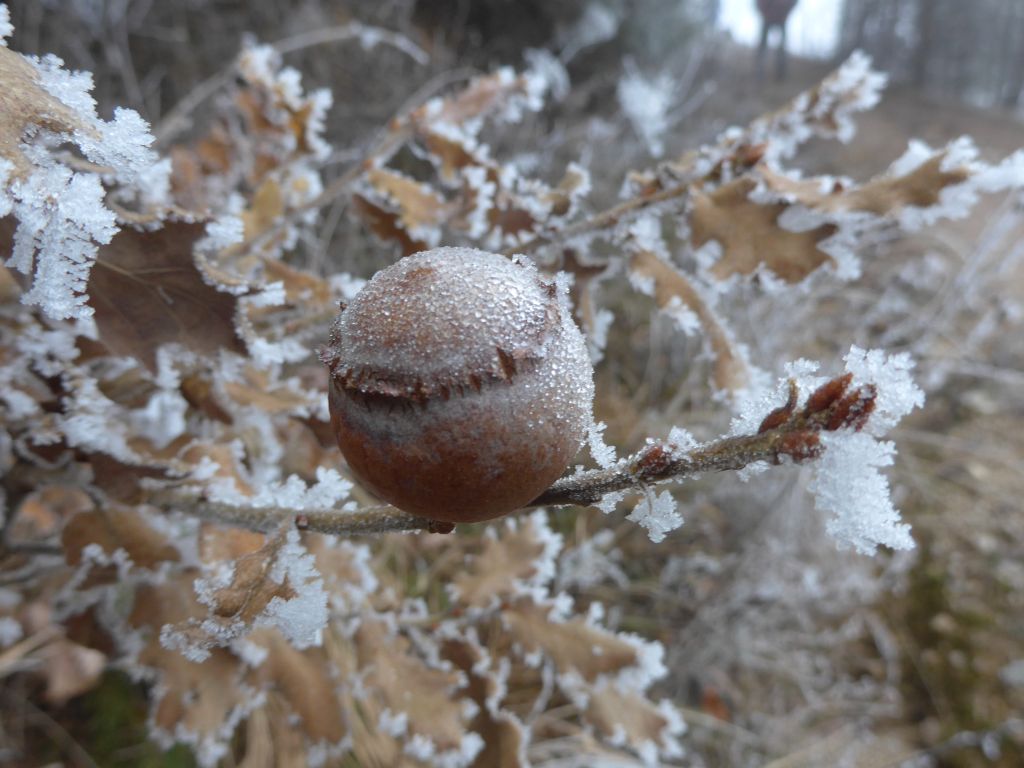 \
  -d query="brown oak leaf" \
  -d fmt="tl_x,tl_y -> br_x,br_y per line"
691,177 -> 838,283
86,219 -> 248,370
449,516 -> 553,608
0,47 -> 88,179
